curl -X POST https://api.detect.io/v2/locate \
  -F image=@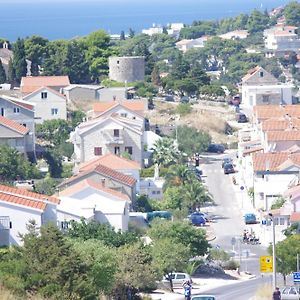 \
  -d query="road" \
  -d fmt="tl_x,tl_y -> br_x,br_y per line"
199,153 -> 270,299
